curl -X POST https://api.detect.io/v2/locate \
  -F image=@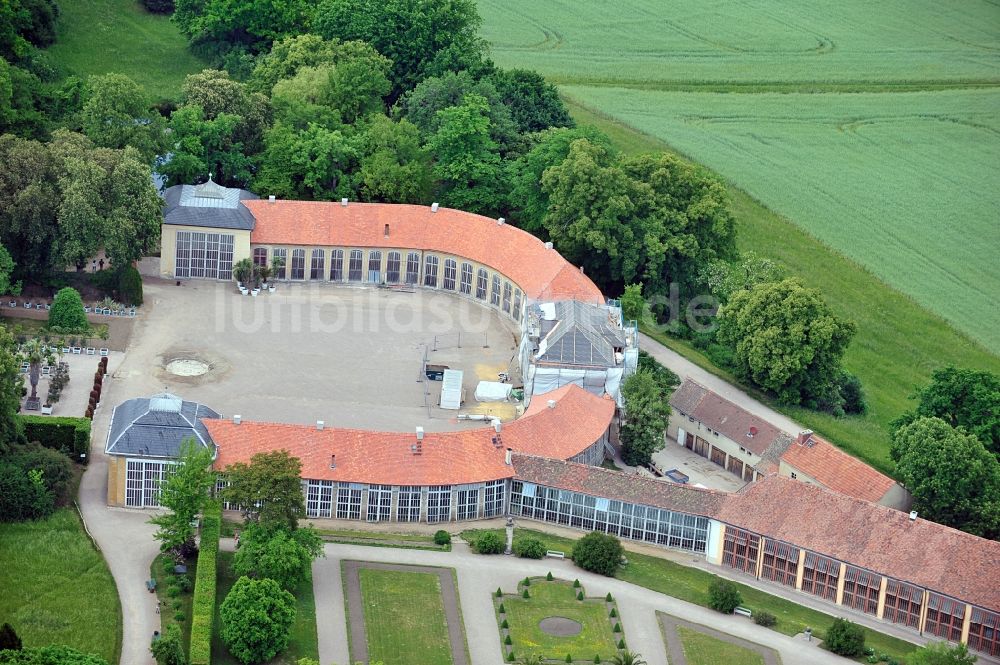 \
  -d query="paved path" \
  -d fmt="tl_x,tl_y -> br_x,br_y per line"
341,560 -> 469,665
639,332 -> 807,436
660,613 -> 781,665
312,542 -> 853,665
